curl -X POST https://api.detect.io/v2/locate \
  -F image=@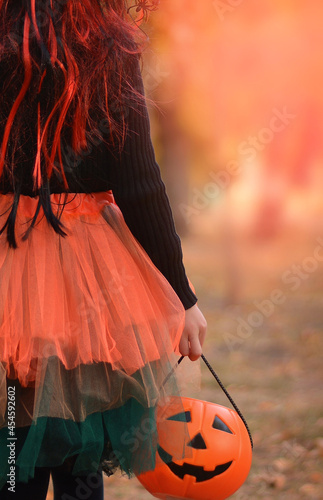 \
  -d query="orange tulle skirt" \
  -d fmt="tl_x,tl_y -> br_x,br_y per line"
0,191 -> 190,485
0,191 -> 185,386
